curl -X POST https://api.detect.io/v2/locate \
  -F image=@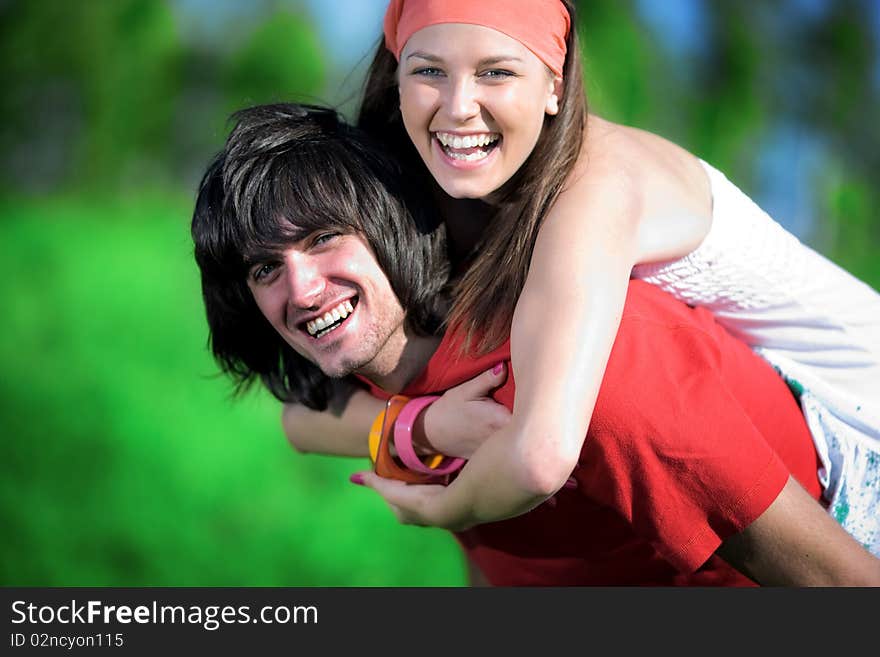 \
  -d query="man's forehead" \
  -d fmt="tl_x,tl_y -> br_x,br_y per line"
242,223 -> 362,261
275,220 -> 313,243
